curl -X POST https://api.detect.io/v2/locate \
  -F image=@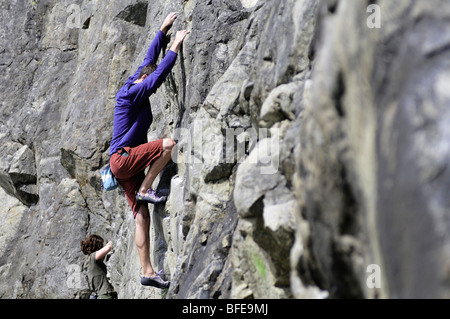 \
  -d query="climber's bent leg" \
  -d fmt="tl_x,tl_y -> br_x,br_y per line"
136,138 -> 176,204
111,138 -> 174,207
140,138 -> 176,192
110,140 -> 163,180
